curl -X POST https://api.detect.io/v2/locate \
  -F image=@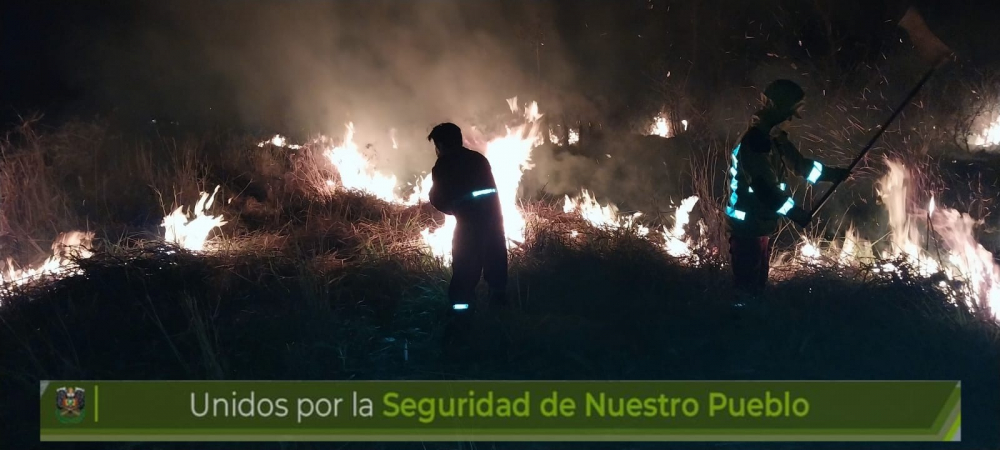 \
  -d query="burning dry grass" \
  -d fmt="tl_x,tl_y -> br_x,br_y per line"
2,213 -> 998,448
1,114 -> 1000,448
2,114 -> 998,318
